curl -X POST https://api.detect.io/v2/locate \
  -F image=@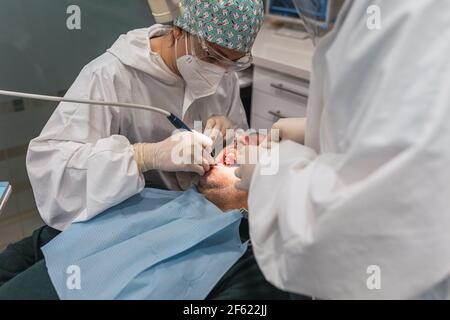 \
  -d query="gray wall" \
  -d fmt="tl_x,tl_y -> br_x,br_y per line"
0,0 -> 155,247
0,0 -> 154,96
